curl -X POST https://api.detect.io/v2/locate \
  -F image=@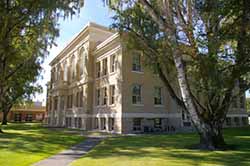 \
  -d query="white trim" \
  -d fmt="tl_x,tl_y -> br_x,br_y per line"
95,45 -> 121,60
154,105 -> 165,108
95,33 -> 120,52
61,113 -> 182,118
226,114 -> 248,117
131,71 -> 144,74
50,22 -> 113,66
132,104 -> 144,107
